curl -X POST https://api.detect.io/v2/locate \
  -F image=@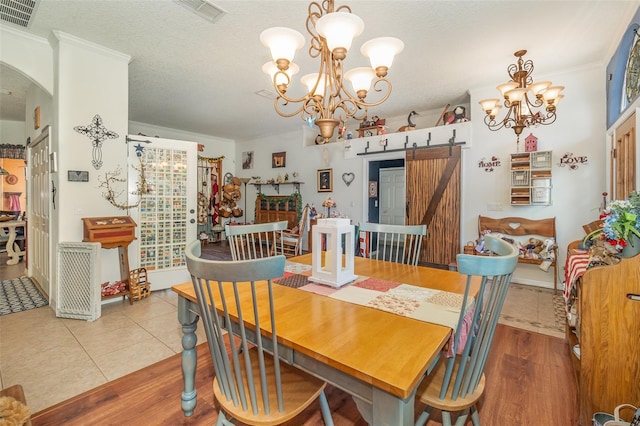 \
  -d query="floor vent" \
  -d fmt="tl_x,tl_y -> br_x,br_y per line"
174,0 -> 226,24
0,0 -> 39,28
56,242 -> 102,322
